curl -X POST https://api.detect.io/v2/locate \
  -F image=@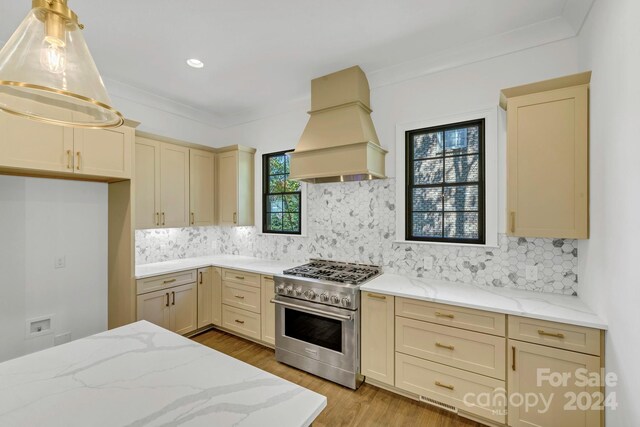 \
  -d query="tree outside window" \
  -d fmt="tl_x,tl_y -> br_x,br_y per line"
263,151 -> 301,234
